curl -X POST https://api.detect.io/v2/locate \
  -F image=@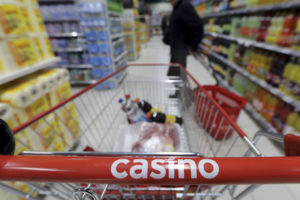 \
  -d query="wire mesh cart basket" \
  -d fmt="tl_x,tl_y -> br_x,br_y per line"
0,63 -> 300,200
